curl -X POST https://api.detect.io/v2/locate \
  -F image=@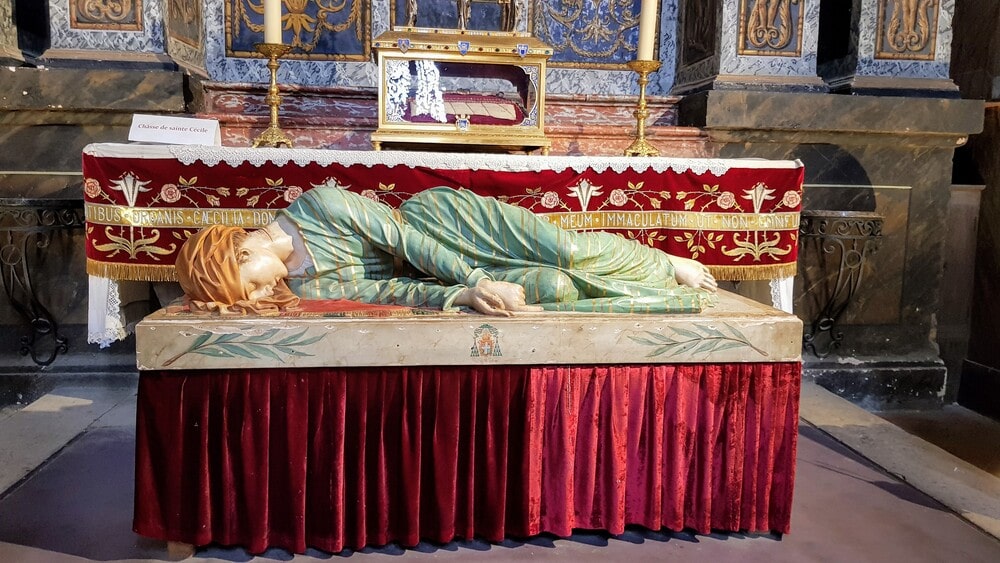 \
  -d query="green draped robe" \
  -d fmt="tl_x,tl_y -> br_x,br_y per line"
282,187 -> 715,313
